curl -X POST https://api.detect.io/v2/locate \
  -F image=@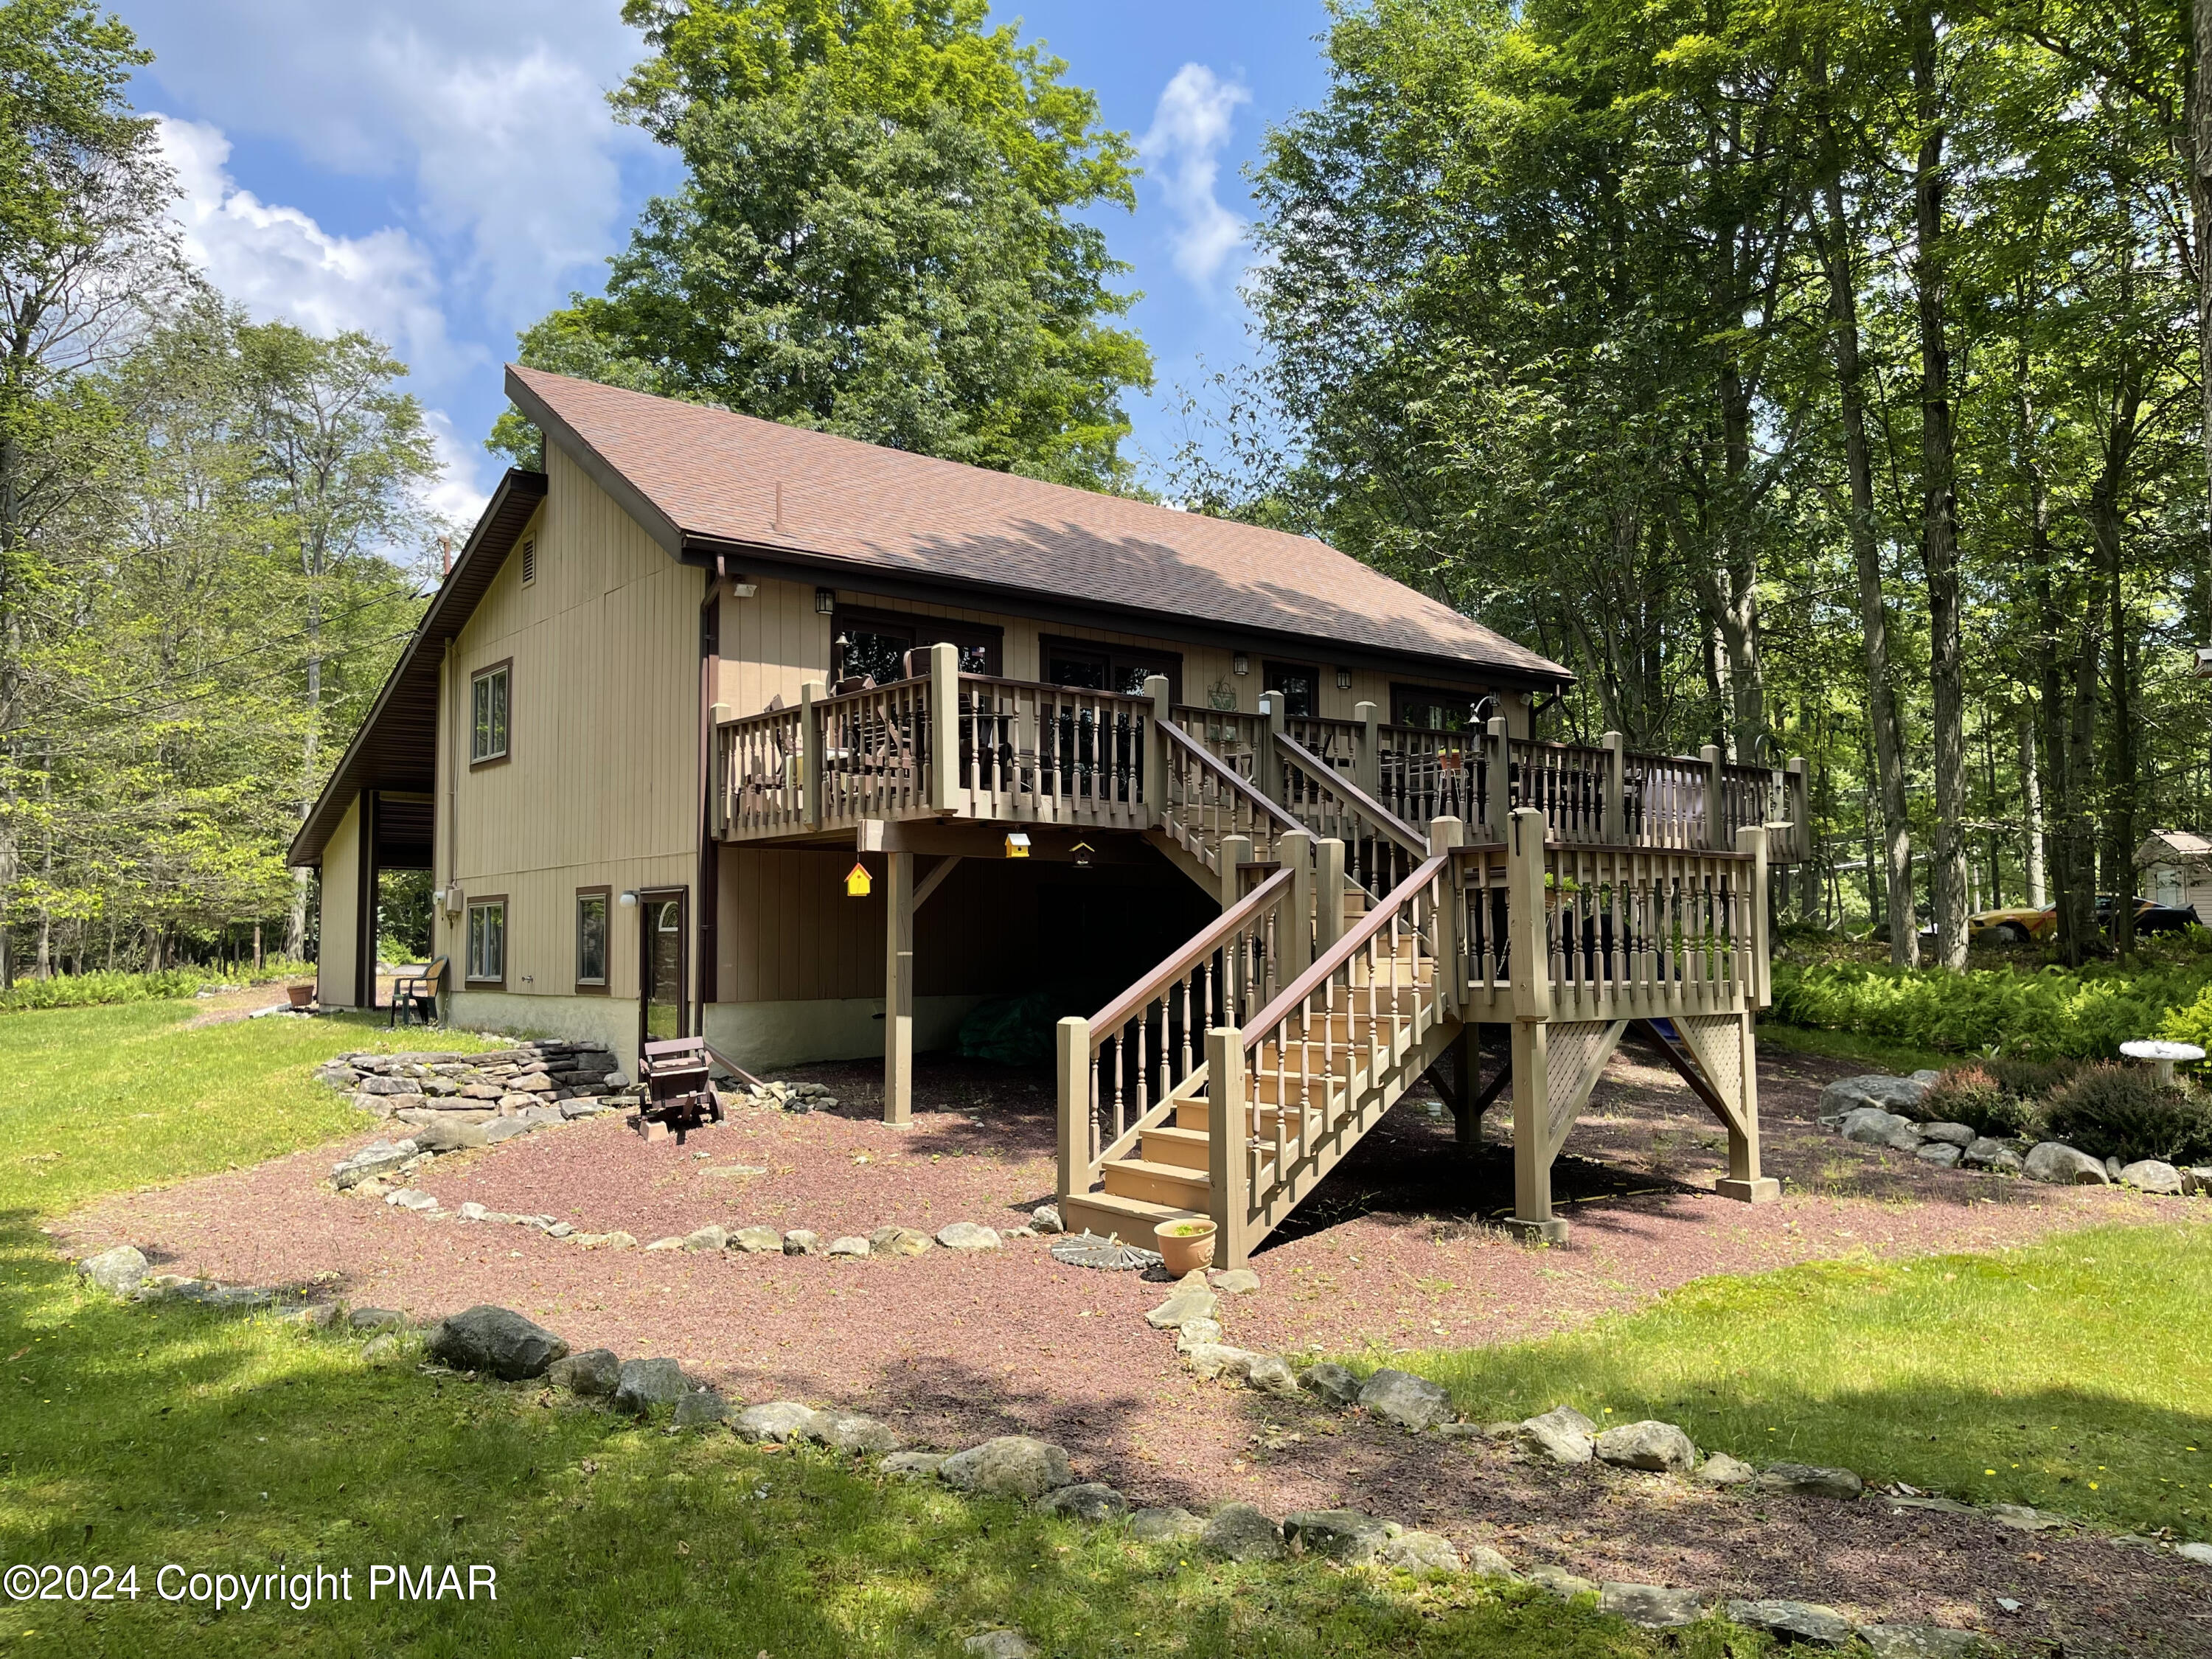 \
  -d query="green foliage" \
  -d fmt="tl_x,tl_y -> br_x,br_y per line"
1352,1223 -> 2212,1540
0,958 -> 310,1013
495,0 -> 1151,492
0,1001 -> 1701,1659
1770,956 -> 2212,1060
1914,1065 -> 2035,1138
2040,1065 -> 2212,1166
